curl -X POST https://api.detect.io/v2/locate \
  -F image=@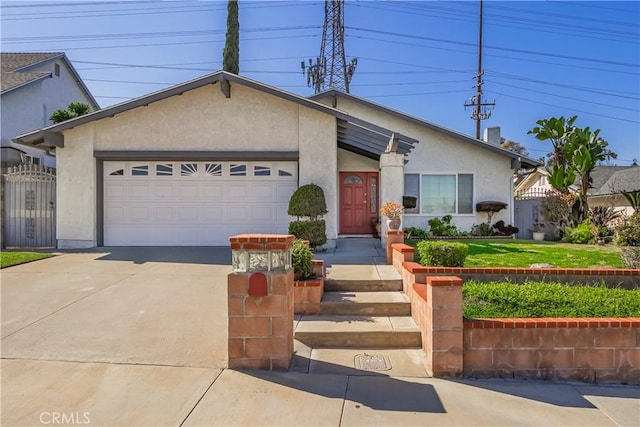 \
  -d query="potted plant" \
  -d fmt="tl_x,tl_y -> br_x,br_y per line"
532,222 -> 545,241
380,202 -> 404,230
